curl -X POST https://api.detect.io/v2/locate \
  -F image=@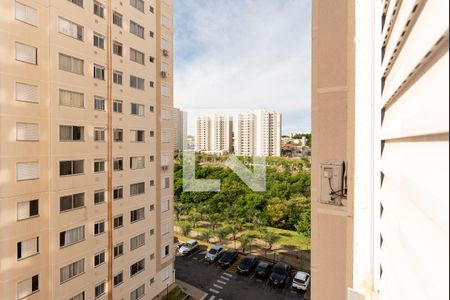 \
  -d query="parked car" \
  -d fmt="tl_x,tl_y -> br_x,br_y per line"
237,256 -> 259,275
269,262 -> 291,287
292,271 -> 311,291
178,240 -> 199,256
255,261 -> 273,279
205,245 -> 224,263
218,250 -> 239,268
